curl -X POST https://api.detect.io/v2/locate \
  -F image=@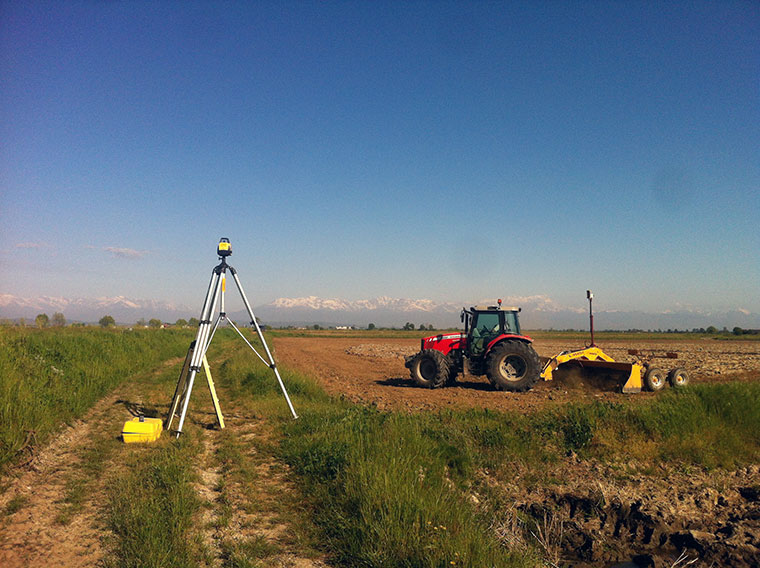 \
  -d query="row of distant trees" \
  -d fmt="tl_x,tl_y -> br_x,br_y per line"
18,314 -> 203,329
307,323 -> 437,331
402,322 -> 435,331
33,312 -> 67,327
